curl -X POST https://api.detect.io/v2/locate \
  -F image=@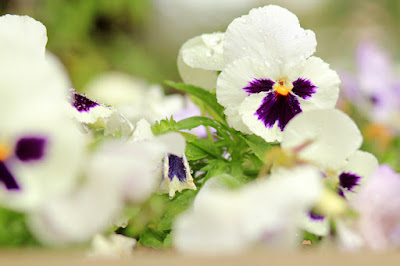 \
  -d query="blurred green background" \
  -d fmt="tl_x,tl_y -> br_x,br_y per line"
1,0 -> 399,91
